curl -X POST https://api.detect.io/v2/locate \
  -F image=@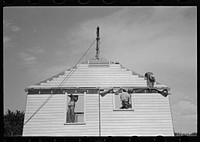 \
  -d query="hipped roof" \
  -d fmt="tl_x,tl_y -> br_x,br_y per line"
26,58 -> 169,91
